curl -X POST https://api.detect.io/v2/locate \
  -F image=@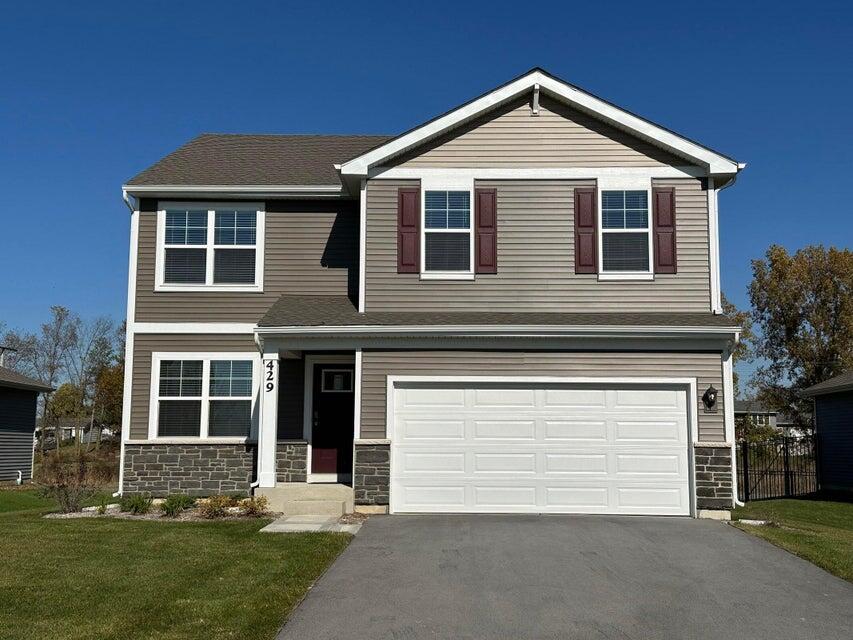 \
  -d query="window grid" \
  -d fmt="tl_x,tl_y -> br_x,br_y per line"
423,190 -> 472,273
153,356 -> 255,440
600,189 -> 652,274
159,206 -> 262,288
